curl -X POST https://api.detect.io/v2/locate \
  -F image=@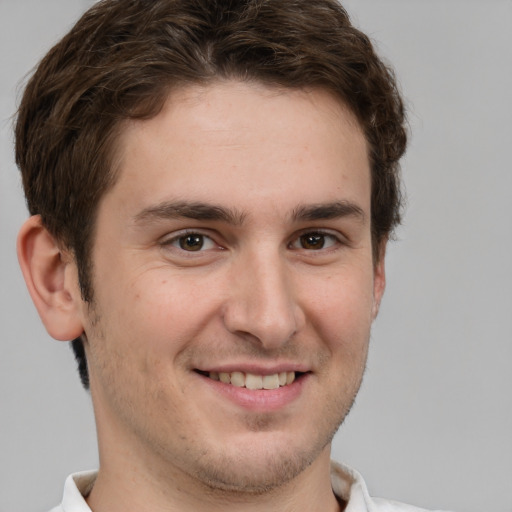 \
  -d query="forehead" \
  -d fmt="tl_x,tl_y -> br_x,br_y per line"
107,81 -> 370,221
